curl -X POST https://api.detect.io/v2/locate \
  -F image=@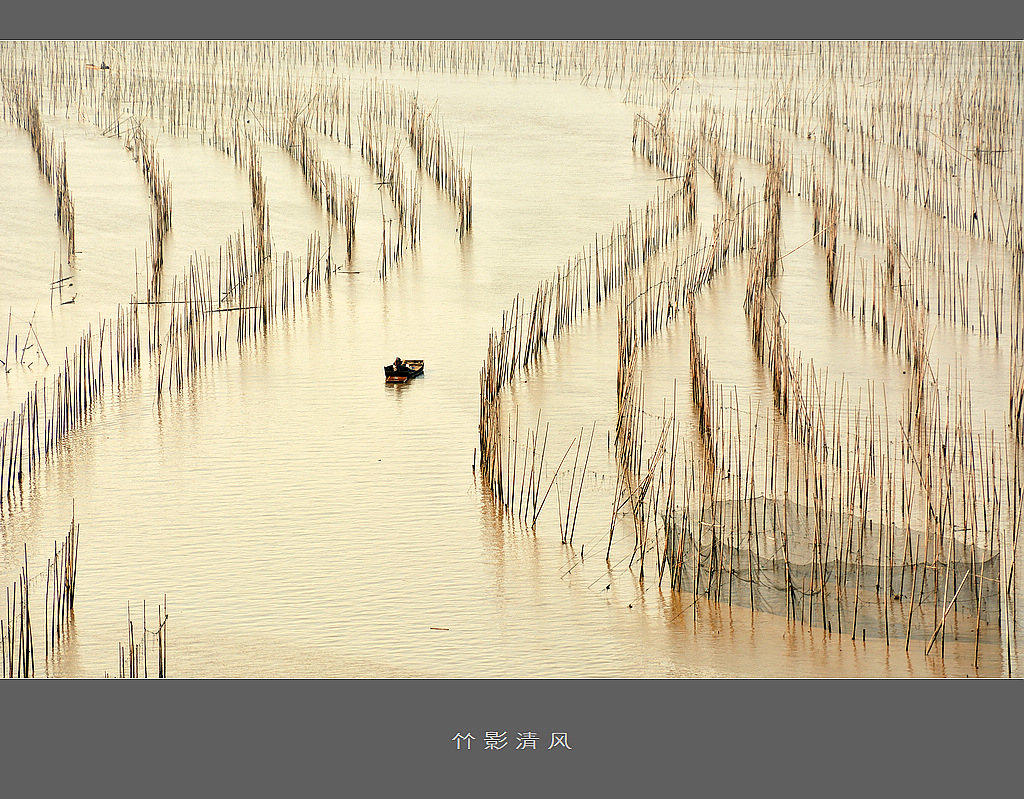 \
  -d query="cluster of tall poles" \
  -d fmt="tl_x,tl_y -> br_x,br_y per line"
1,546 -> 35,677
1012,233 -> 1024,443
44,511 -> 78,658
118,597 -> 168,678
2,513 -> 79,678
